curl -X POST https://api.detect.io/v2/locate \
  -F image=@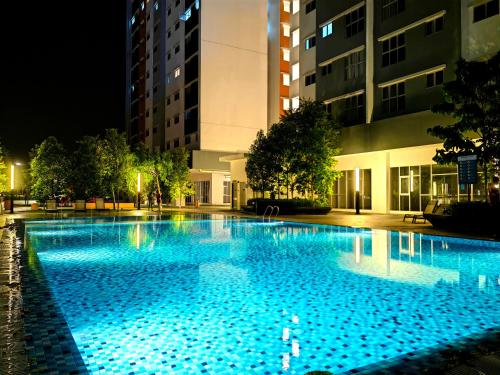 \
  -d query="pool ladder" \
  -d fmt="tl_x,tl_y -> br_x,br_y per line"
263,205 -> 279,220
